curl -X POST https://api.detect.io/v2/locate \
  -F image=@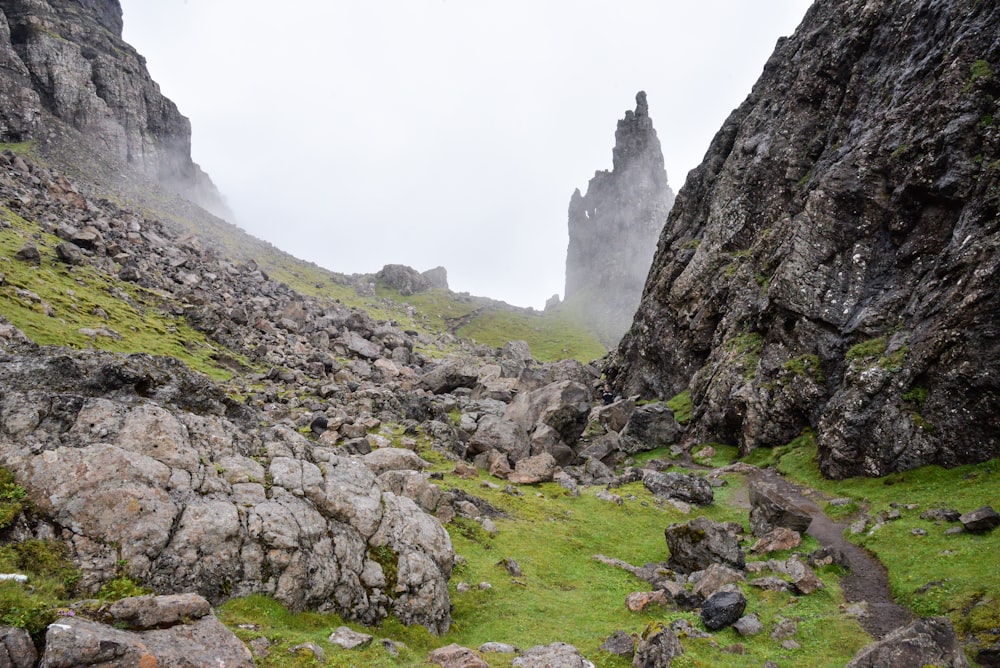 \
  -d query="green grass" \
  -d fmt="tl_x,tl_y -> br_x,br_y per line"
0,207 -> 243,381
219,462 -> 872,667
724,332 -> 764,379
666,390 -> 694,424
